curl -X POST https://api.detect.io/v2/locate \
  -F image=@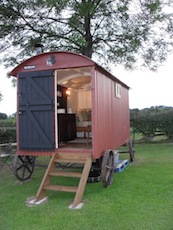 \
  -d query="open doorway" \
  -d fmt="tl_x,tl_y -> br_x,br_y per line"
55,67 -> 92,149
